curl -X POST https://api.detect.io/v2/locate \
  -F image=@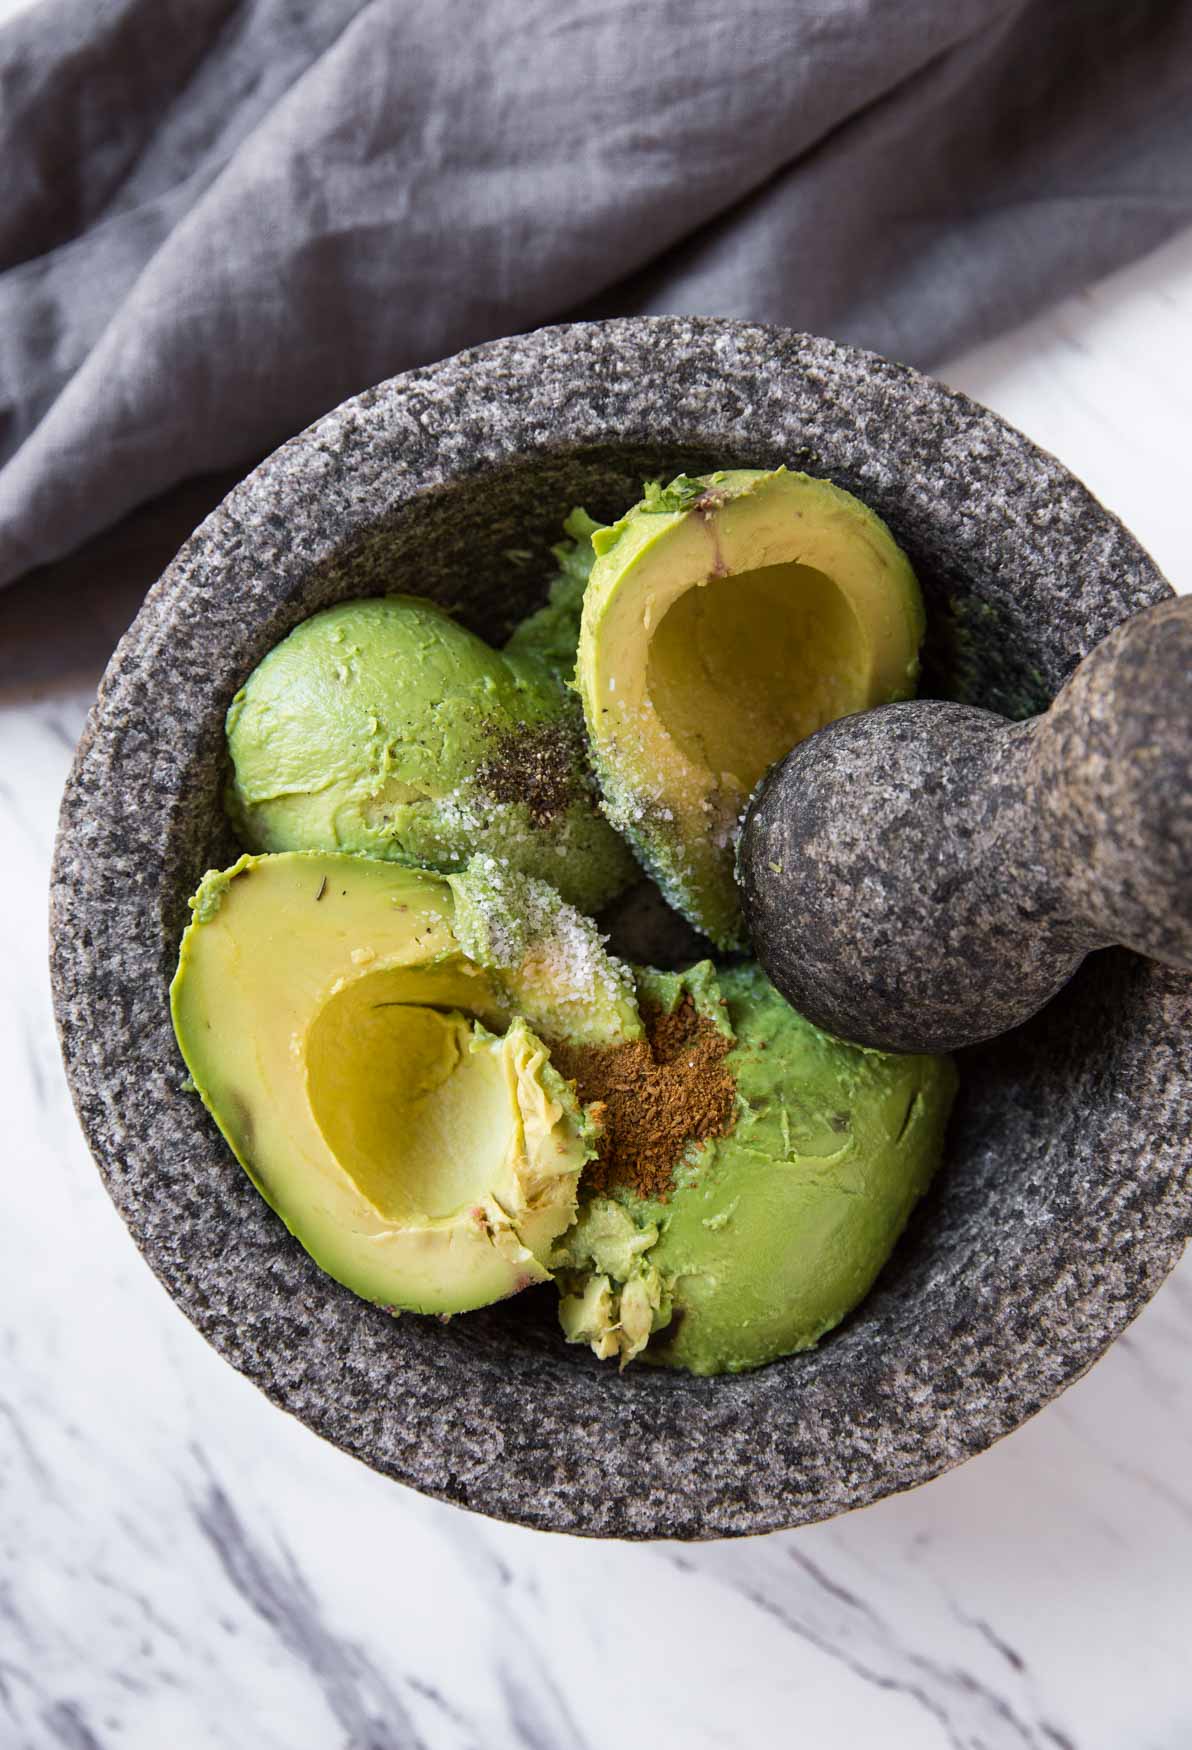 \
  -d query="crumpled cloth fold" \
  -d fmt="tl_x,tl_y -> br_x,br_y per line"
3,0 -> 1191,588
